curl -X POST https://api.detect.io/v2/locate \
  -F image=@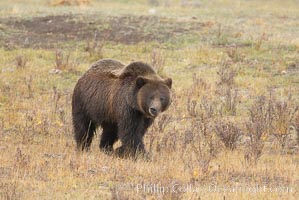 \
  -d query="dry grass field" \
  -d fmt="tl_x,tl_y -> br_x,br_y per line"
0,0 -> 298,199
